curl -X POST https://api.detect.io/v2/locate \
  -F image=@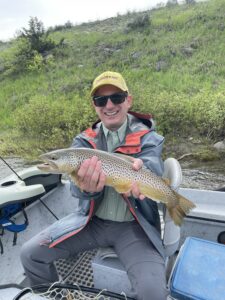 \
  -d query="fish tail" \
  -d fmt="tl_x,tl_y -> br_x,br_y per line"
168,192 -> 196,226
